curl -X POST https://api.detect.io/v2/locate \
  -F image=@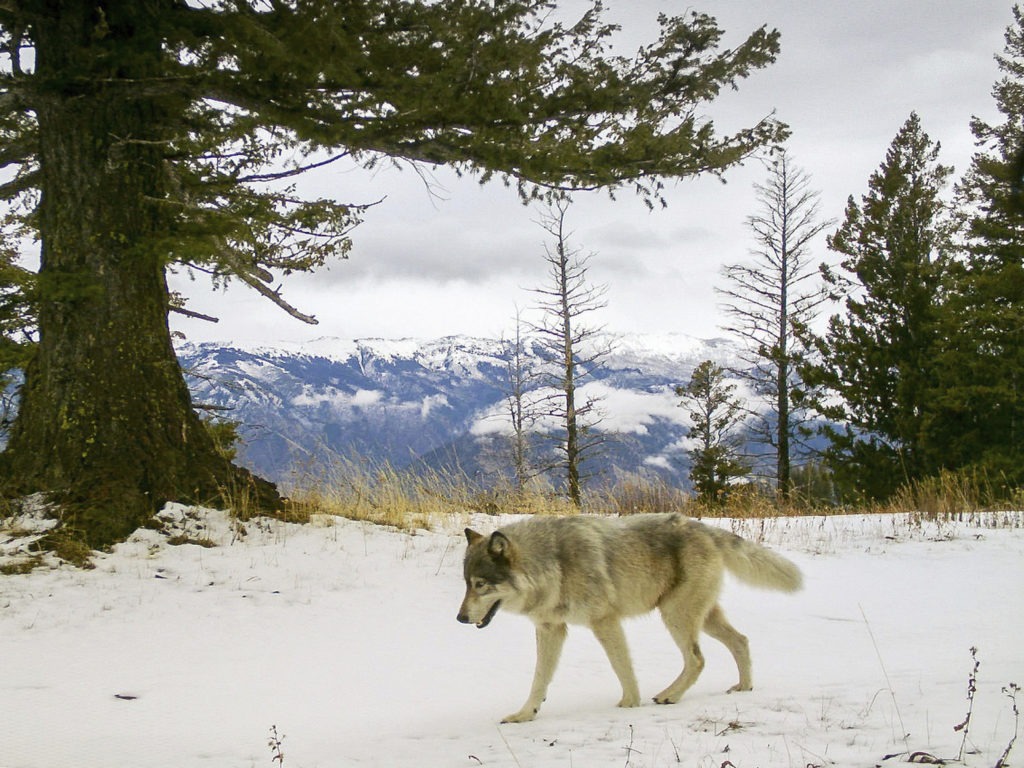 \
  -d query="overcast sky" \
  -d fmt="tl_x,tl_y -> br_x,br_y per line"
170,1 -> 1013,346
